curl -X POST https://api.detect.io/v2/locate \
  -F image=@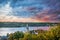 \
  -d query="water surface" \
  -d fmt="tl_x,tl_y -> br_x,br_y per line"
0,26 -> 49,36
